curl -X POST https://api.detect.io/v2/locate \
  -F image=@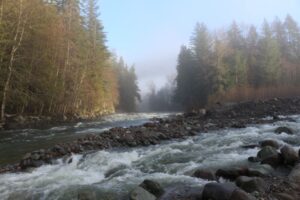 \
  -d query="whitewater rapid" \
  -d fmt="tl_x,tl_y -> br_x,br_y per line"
0,115 -> 299,199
